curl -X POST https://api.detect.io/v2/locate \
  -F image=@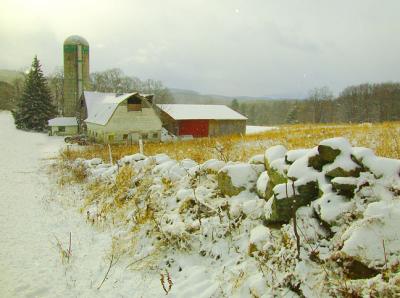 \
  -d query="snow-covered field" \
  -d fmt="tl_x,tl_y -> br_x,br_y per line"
246,125 -> 277,134
1,110 -> 399,297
